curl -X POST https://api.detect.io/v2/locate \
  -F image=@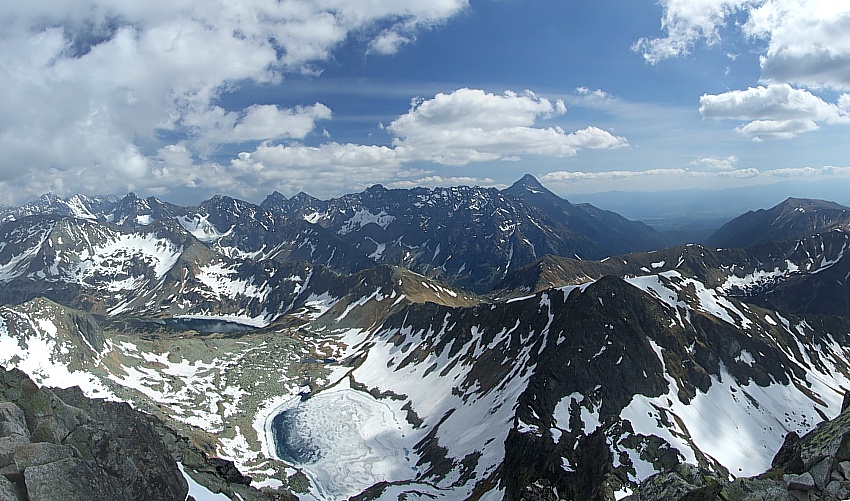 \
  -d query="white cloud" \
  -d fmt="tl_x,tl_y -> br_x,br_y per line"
632,0 -> 752,64
699,84 -> 848,122
368,31 -> 413,55
735,119 -> 819,141
0,0 -> 469,203
183,103 -> 333,150
699,84 -> 848,140
636,0 -> 850,91
744,1 -> 850,90
574,87 -> 616,105
387,88 -> 626,165
690,155 -> 739,170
